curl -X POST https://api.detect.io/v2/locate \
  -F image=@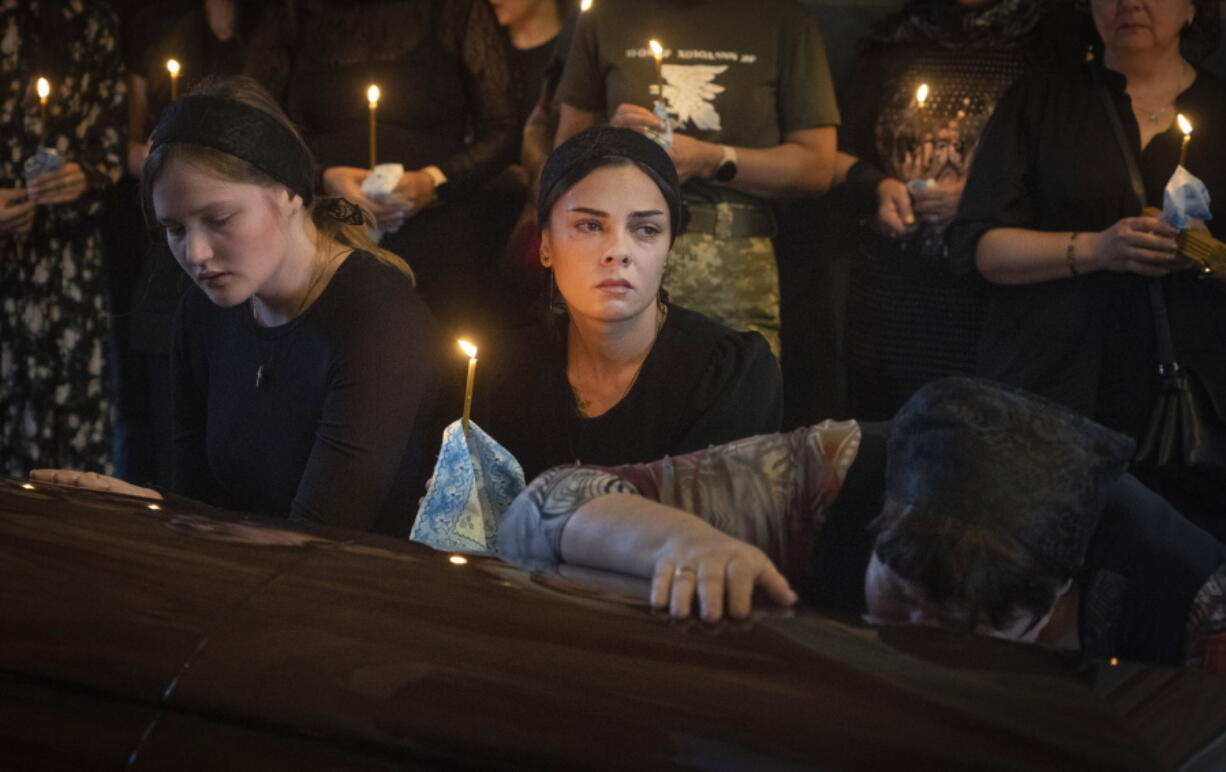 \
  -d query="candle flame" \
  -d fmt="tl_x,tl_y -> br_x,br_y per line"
457,339 -> 478,359
1177,113 -> 1192,136
449,555 -> 469,565
916,83 -> 929,107
367,84 -> 380,106
166,59 -> 180,76
649,39 -> 663,61
36,77 -> 50,99
580,0 -> 592,9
